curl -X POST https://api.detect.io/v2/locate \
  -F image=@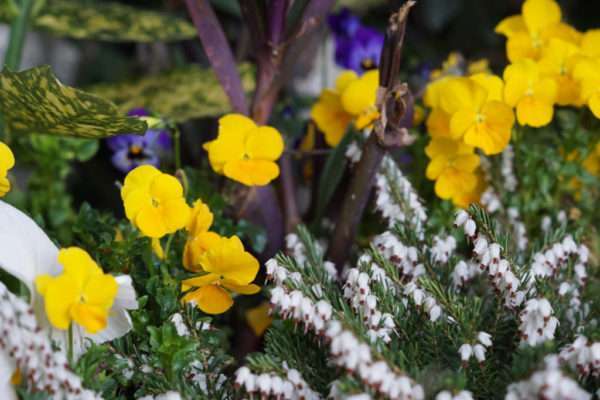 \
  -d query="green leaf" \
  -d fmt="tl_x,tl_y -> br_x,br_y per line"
88,64 -> 255,123
0,65 -> 147,138
0,0 -> 197,42
314,131 -> 354,222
